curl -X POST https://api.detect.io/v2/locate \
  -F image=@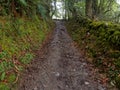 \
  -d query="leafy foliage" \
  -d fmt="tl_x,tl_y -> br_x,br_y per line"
20,53 -> 34,64
19,0 -> 27,6
0,0 -> 52,18
37,4 -> 47,19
